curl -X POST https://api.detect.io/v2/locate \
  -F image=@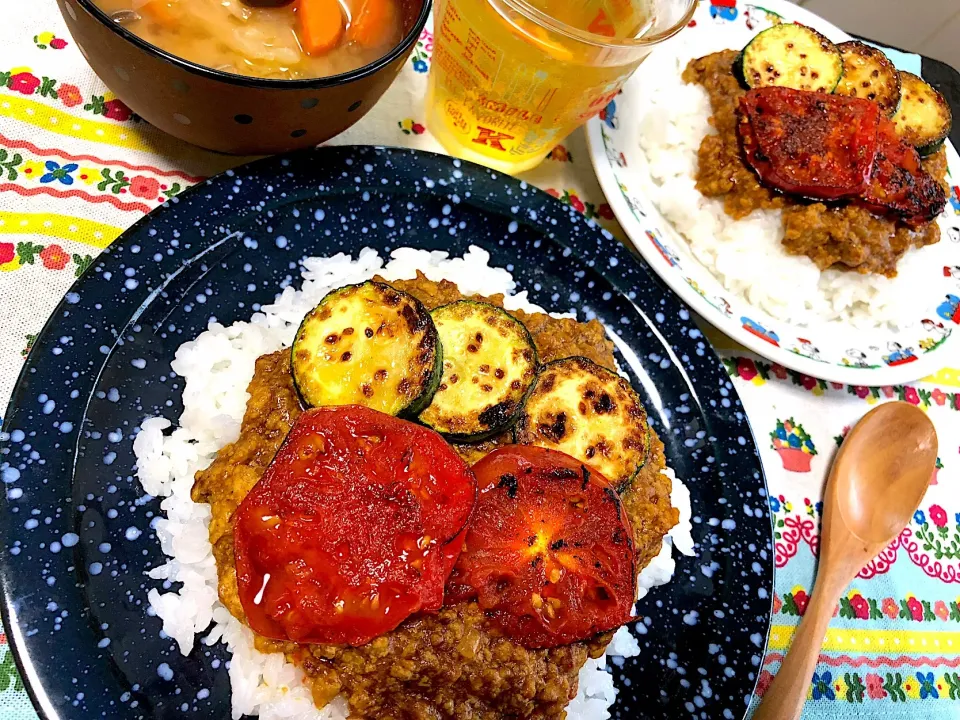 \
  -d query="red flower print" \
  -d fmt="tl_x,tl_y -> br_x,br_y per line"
881,597 -> 898,619
853,386 -> 870,399
907,597 -> 923,621
799,374 -> 817,390
10,72 -> 41,95
830,382 -> 843,390
934,600 -> 949,621
50,38 -> 68,50
549,145 -> 571,162
903,386 -> 921,405
755,670 -> 773,697
770,363 -> 787,380
129,176 -> 161,199
737,357 -> 757,381
929,504 -> 948,528
881,386 -> 895,398
568,194 -> 585,213
865,673 -> 887,699
597,203 -> 615,220
103,99 -> 132,122
58,83 -> 83,108
0,243 -> 14,264
849,594 -> 869,620
772,593 -> 782,614
793,590 -> 809,616
40,244 -> 70,270
545,188 -> 560,198
411,122 -> 425,135
931,388 -> 947,406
